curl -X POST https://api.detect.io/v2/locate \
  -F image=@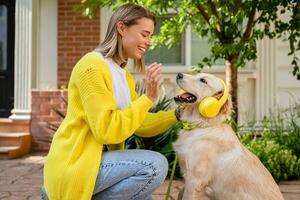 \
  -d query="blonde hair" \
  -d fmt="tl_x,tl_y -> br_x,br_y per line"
95,3 -> 156,72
